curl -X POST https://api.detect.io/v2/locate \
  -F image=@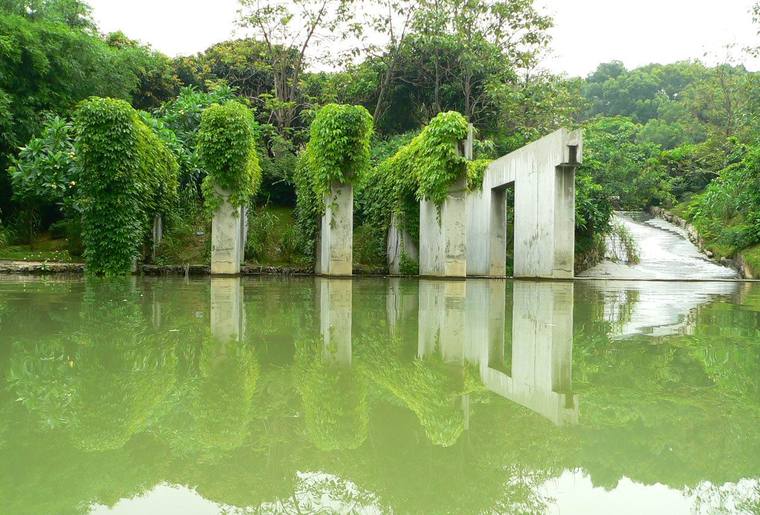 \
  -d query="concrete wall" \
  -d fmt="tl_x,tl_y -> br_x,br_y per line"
465,128 -> 582,278
211,189 -> 243,275
387,214 -> 419,275
419,177 -> 468,277
316,183 -> 353,276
